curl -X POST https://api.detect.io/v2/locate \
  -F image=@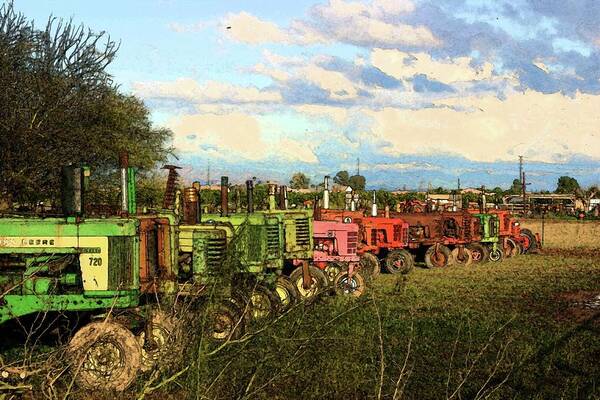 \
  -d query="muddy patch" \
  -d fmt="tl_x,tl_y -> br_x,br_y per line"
553,290 -> 600,323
